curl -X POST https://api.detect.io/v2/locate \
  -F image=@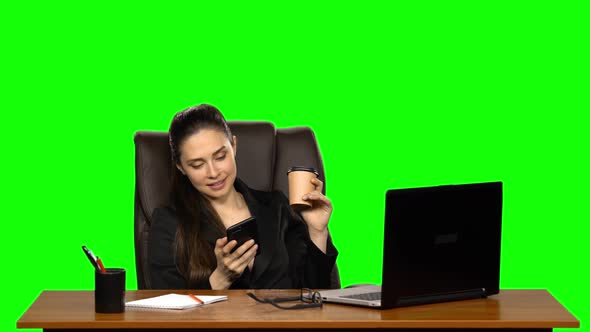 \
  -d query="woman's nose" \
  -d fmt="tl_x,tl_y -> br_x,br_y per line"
207,162 -> 220,178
